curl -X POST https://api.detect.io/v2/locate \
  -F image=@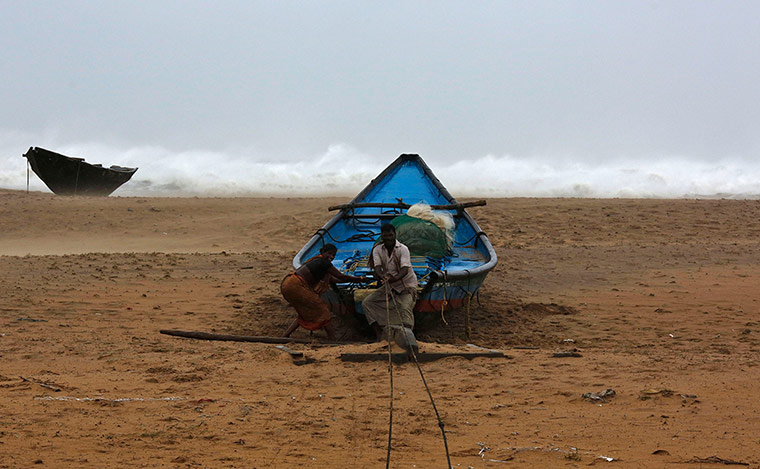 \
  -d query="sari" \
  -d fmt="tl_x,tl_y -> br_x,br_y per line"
280,254 -> 334,331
